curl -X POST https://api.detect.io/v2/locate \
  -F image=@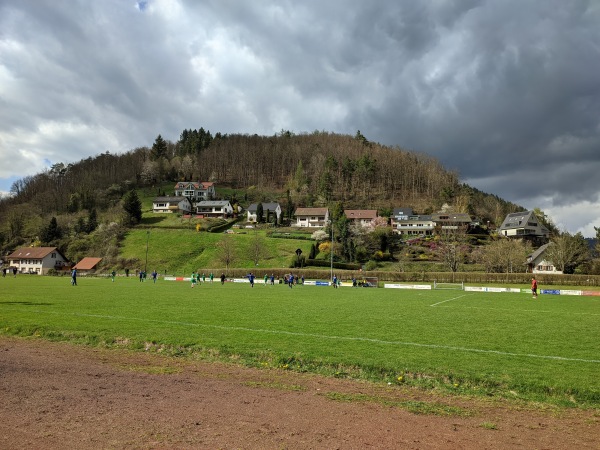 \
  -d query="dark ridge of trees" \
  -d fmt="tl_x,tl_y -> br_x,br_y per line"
0,130 -> 524,254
